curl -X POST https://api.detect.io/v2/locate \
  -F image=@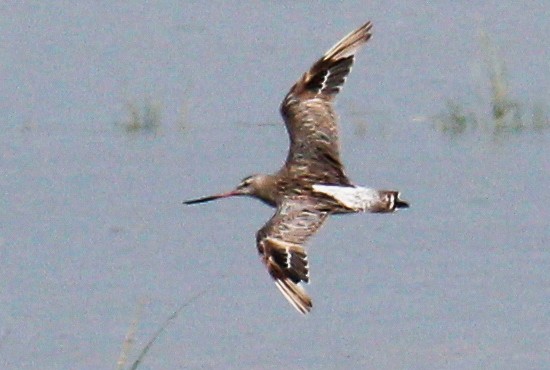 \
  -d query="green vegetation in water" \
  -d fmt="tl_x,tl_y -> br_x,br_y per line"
433,101 -> 478,135
118,98 -> 163,135
433,30 -> 549,137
